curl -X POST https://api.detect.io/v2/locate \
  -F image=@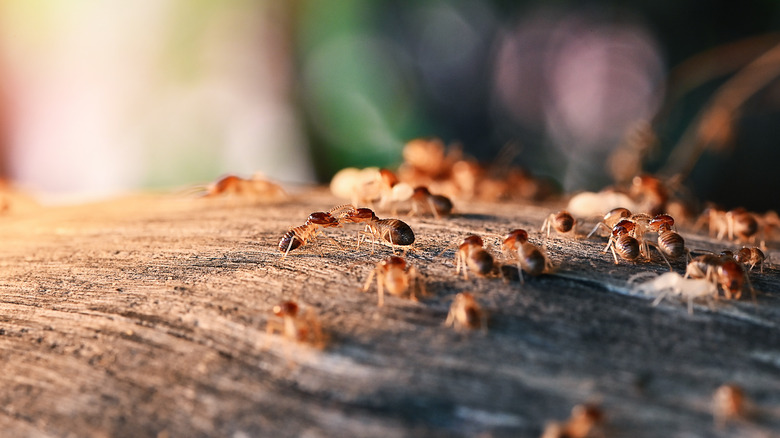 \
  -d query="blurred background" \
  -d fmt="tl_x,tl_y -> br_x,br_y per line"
0,0 -> 778,210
